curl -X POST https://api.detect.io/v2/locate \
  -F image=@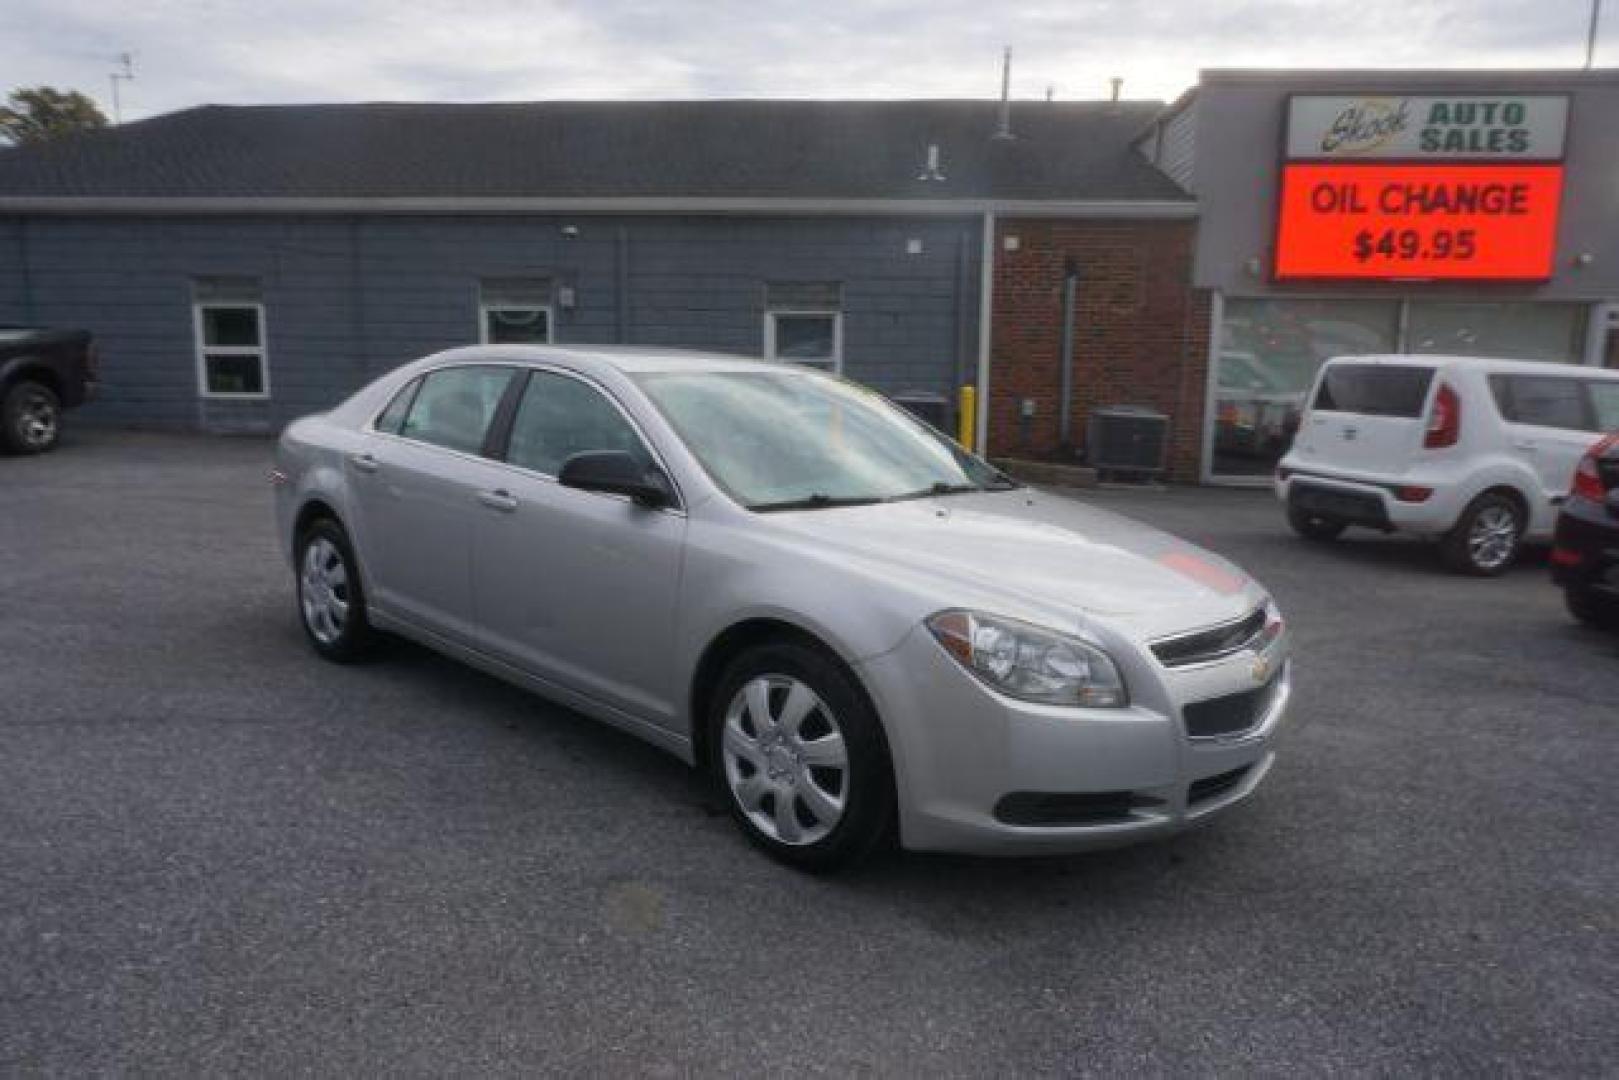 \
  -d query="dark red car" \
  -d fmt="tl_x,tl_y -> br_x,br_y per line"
1551,432 -> 1619,629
